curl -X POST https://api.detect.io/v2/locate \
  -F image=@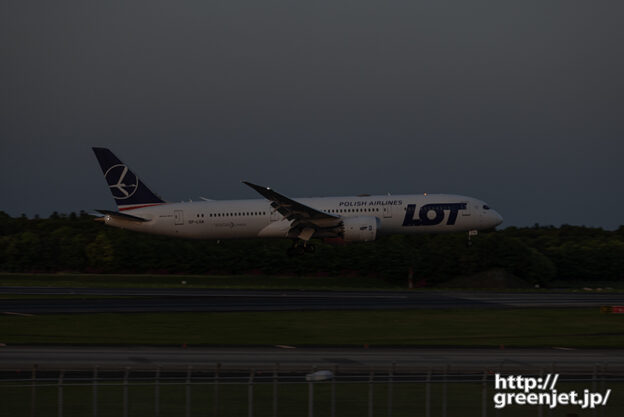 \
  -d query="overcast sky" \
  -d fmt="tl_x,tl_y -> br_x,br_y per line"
2,1 -> 623,229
